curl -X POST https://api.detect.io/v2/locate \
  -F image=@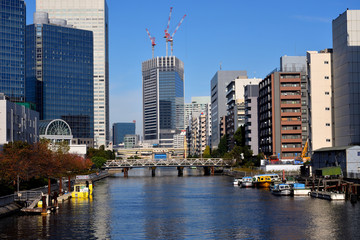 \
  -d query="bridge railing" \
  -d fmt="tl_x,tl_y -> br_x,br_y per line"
104,158 -> 234,168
